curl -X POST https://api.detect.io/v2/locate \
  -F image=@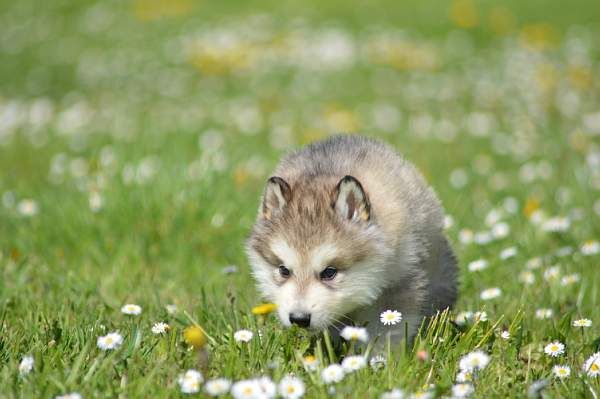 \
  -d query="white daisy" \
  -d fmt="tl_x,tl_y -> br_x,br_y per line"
480,287 -> 501,300
234,329 -> 253,343
55,393 -> 83,399
17,199 -> 38,217
178,369 -> 204,394
204,378 -> 231,397
500,247 -> 517,260
451,383 -> 474,398
380,389 -> 405,399
491,222 -> 509,239
561,274 -> 580,286
543,266 -> 560,282
455,311 -> 474,325
519,271 -> 535,285
458,351 -> 490,372
544,341 -> 565,357
278,376 -> 305,399
581,240 -> 600,256
380,310 -> 403,326
18,355 -> 34,376
409,390 -> 433,399
97,332 -> 123,350
500,330 -> 510,340
341,355 -> 367,372
474,231 -> 493,245
231,379 -> 261,399
458,229 -> 474,244
456,370 -> 473,383
573,318 -> 592,327
467,259 -> 488,272
535,308 -> 553,319
340,326 -> 369,342
121,304 -> 142,315
473,311 -> 488,322
583,352 -> 600,376
256,376 -> 276,398
526,257 -> 542,269
552,365 -> 571,379
542,216 -> 570,232
321,364 -> 345,383
370,355 -> 387,370
151,322 -> 169,334
165,304 -> 178,314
